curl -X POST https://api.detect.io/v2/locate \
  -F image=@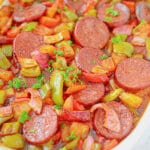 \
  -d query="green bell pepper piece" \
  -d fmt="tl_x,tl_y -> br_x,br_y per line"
50,70 -> 64,105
